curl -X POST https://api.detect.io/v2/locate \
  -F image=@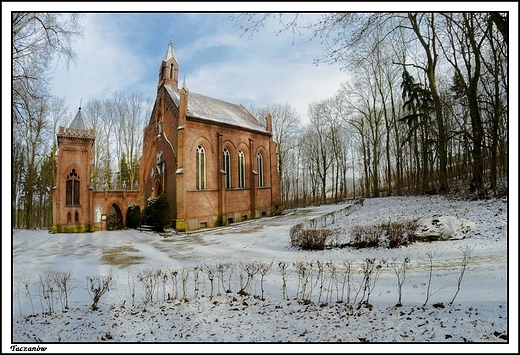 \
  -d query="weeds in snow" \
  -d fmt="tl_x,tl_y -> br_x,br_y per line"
390,256 -> 411,307
16,253 -> 473,315
450,245 -> 474,305
86,271 -> 116,311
